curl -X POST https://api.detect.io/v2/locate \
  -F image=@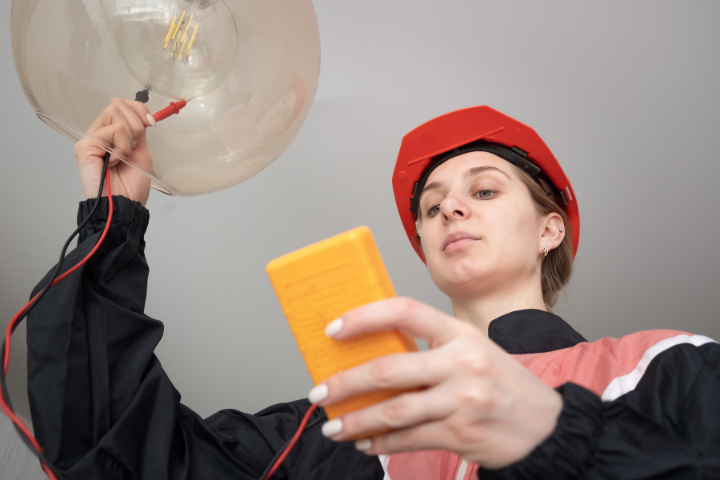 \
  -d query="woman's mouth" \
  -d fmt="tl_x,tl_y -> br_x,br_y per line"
443,231 -> 480,252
